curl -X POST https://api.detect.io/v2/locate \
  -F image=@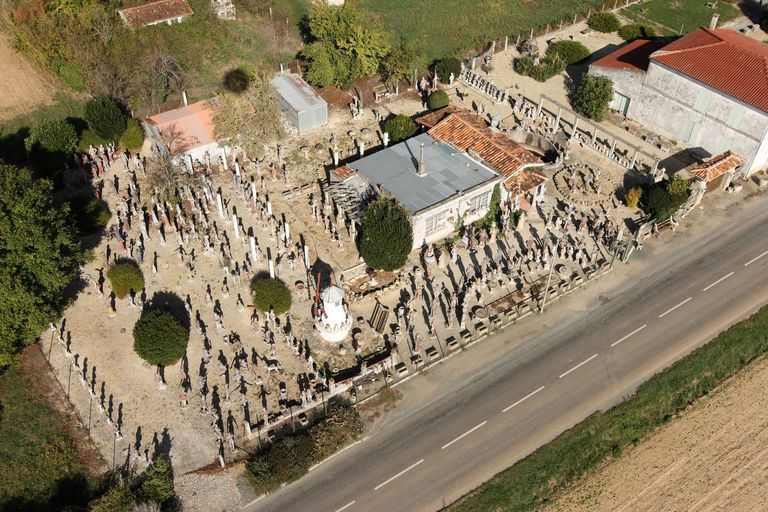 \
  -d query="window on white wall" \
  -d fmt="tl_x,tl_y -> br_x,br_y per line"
467,192 -> 490,214
424,210 -> 448,235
